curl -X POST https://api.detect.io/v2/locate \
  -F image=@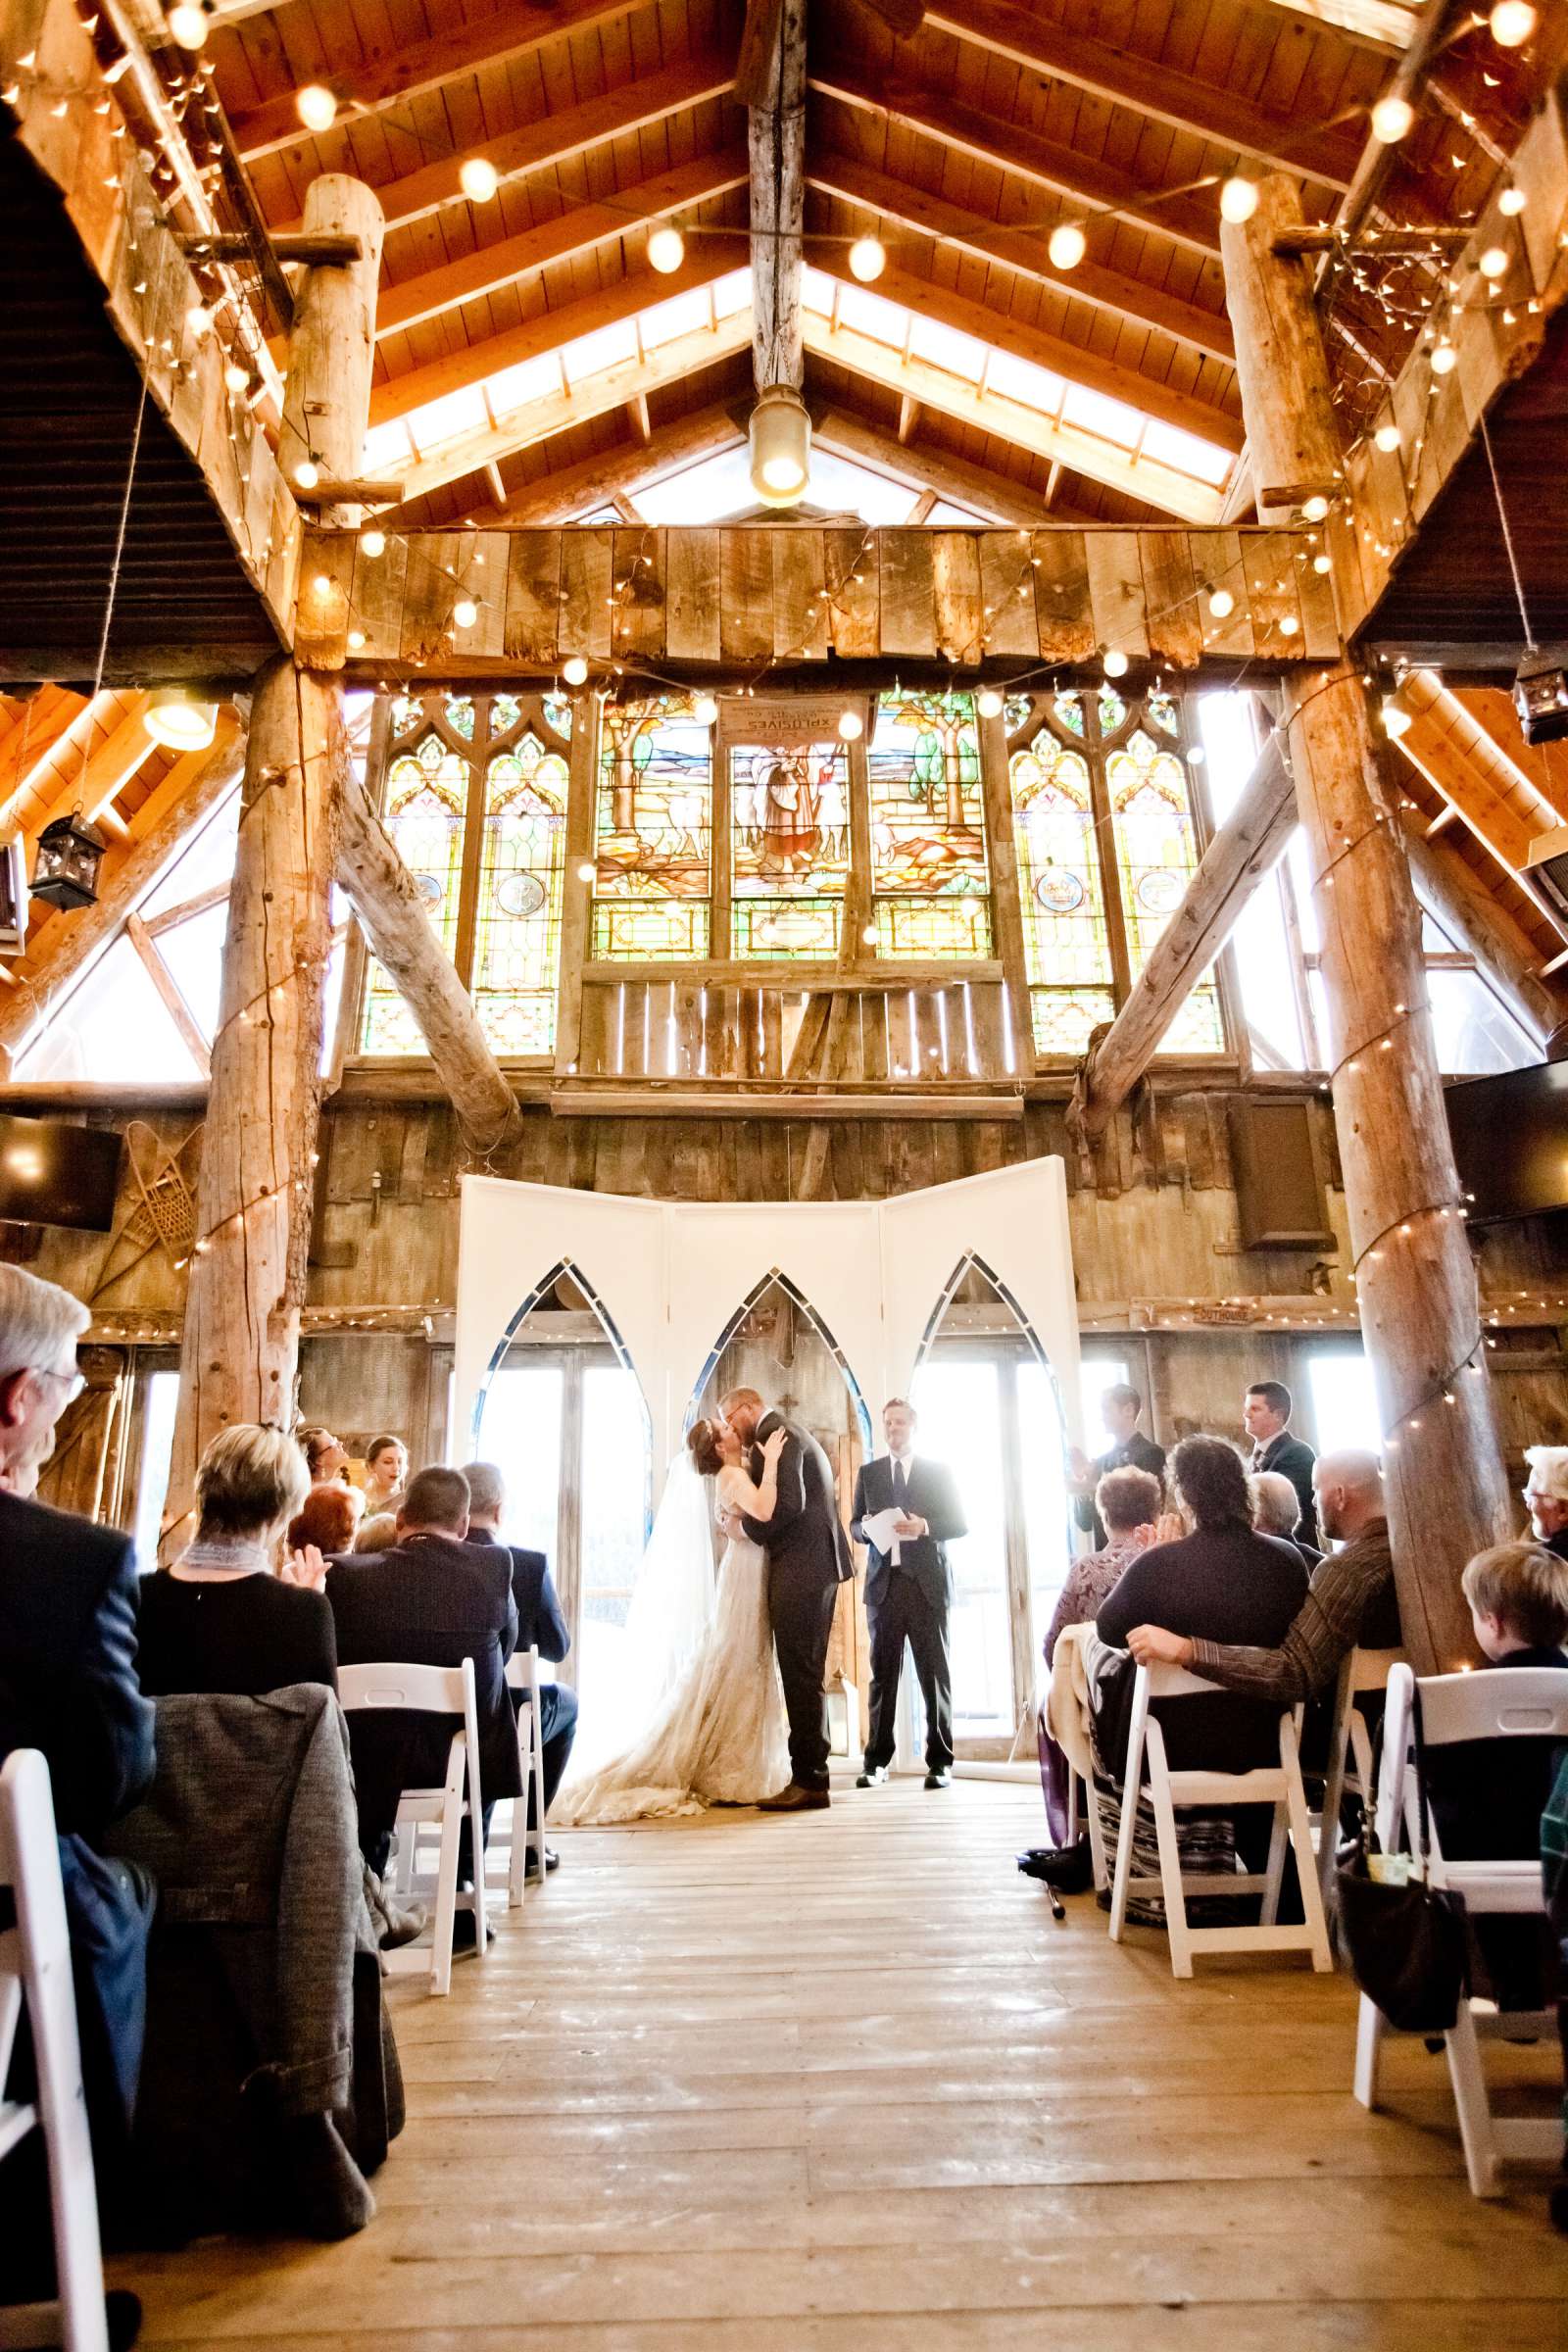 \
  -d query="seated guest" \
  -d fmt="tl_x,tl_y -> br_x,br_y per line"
1523,1446 -> 1568,1562
1250,1469 -> 1323,1573
1043,1465 -> 1162,1669
355,1510 -> 398,1554
297,1424 -> 349,1485
0,1265 -> 154,2344
137,1425 -> 337,1698
1243,1379 -> 1319,1549
361,1435 -> 408,1517
327,1467 -> 520,1919
460,1460 -> 576,1877
289,1479 -> 364,1558
1093,1434 -> 1308,1781
1125,1449 -> 1398,1706
1068,1383 -> 1164,1550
